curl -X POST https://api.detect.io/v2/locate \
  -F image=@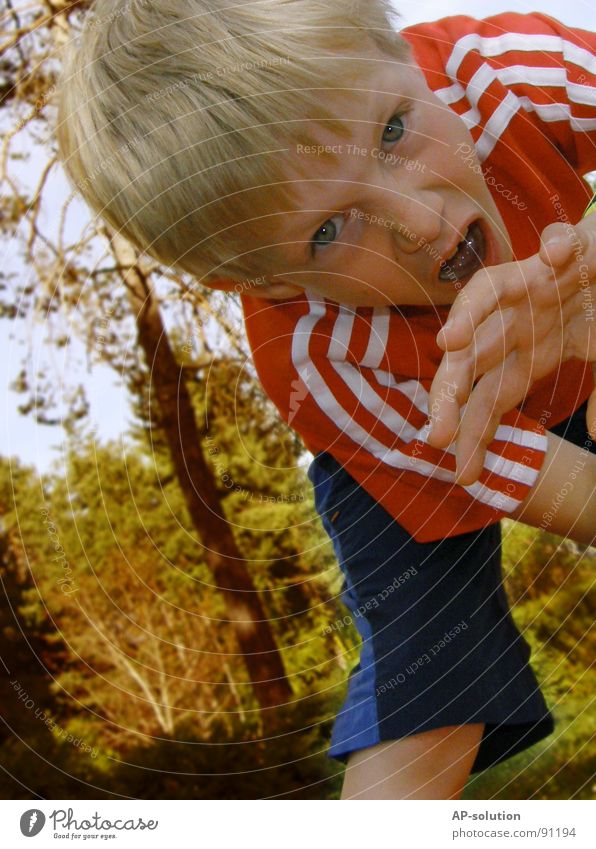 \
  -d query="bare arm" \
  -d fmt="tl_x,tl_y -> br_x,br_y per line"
509,430 -> 595,546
